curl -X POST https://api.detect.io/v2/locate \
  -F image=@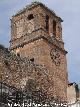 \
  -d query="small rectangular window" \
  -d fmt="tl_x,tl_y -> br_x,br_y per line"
30,58 -> 34,62
45,15 -> 49,31
53,20 -> 56,36
28,14 -> 34,20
